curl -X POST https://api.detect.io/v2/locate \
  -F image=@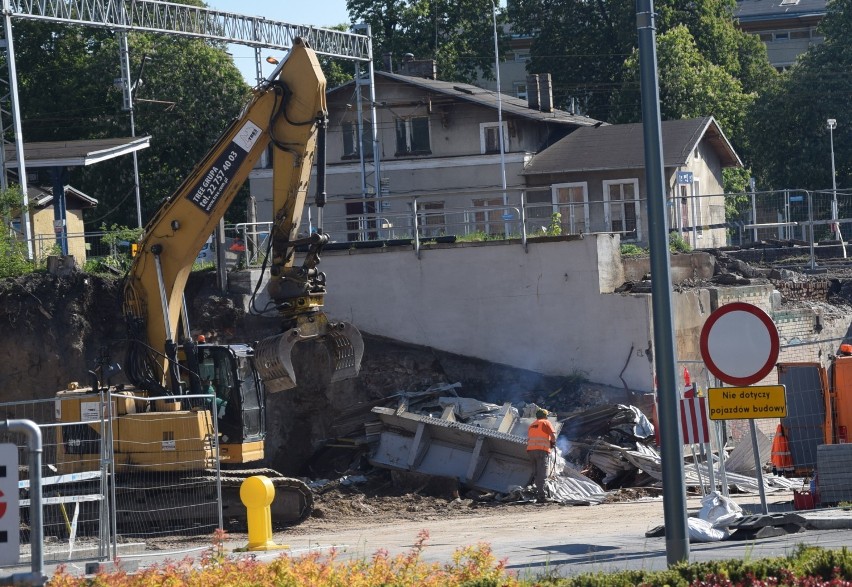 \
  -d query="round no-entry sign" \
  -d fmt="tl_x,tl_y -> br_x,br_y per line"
699,302 -> 780,386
